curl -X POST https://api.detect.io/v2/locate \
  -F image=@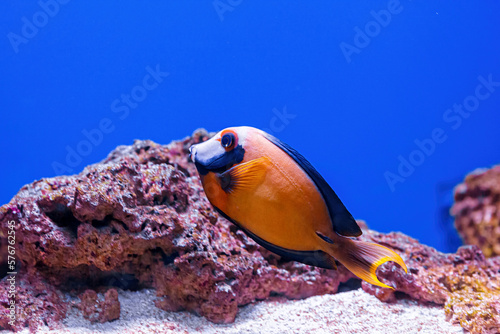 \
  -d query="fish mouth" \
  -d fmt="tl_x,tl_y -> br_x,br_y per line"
190,145 -> 232,174
203,155 -> 233,174
205,155 -> 225,169
190,138 -> 245,175
189,146 -> 196,162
